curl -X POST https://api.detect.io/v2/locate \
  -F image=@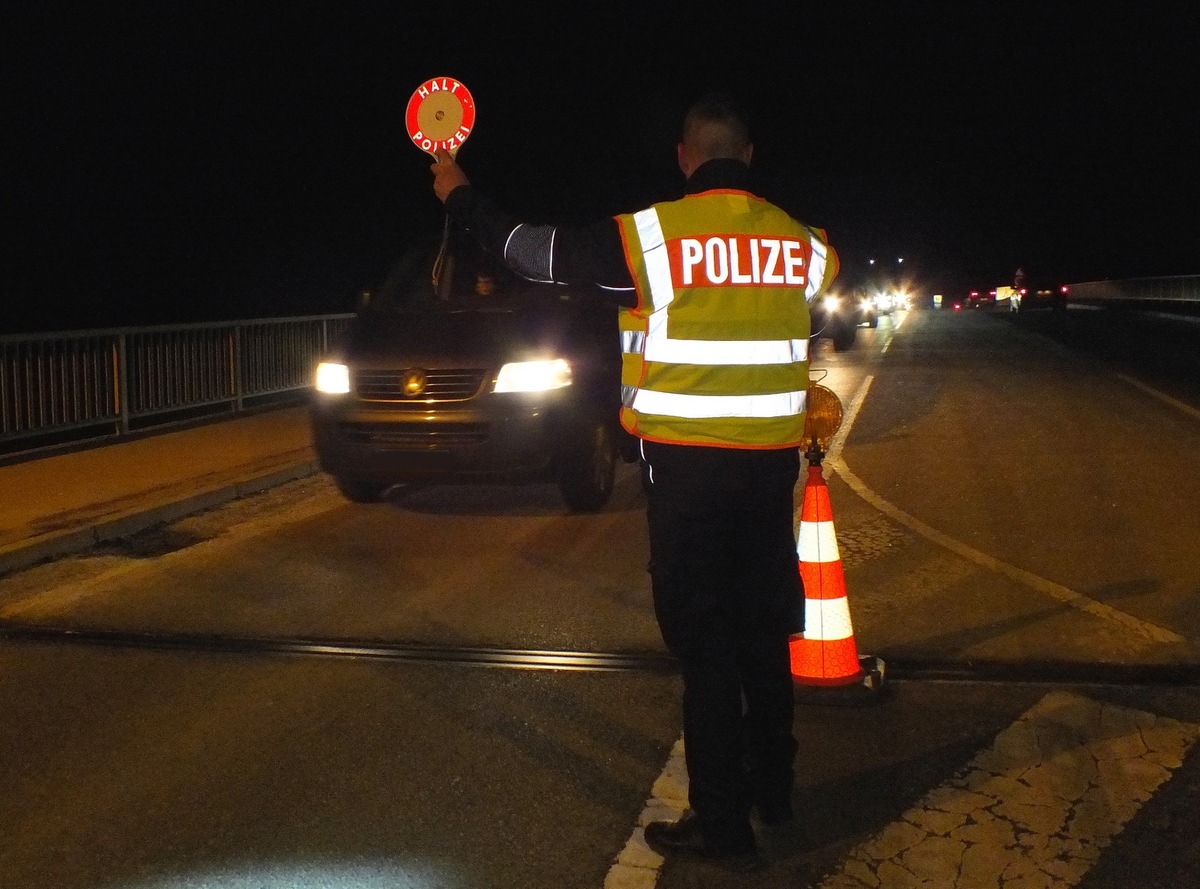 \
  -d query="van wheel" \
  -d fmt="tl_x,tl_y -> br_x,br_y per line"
557,420 -> 617,512
832,322 -> 857,352
334,475 -> 386,503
